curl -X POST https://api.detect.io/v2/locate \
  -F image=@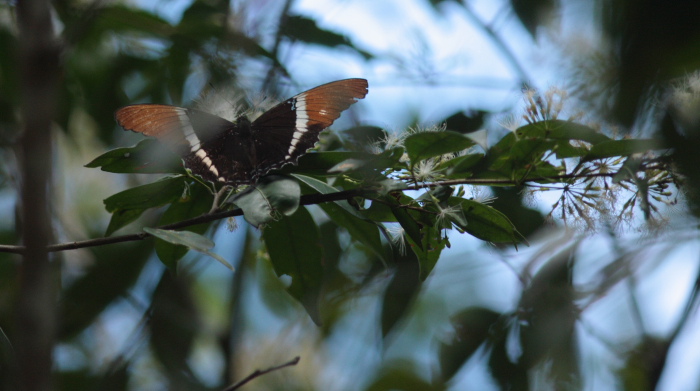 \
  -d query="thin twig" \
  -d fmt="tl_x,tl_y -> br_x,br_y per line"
222,356 -> 300,391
